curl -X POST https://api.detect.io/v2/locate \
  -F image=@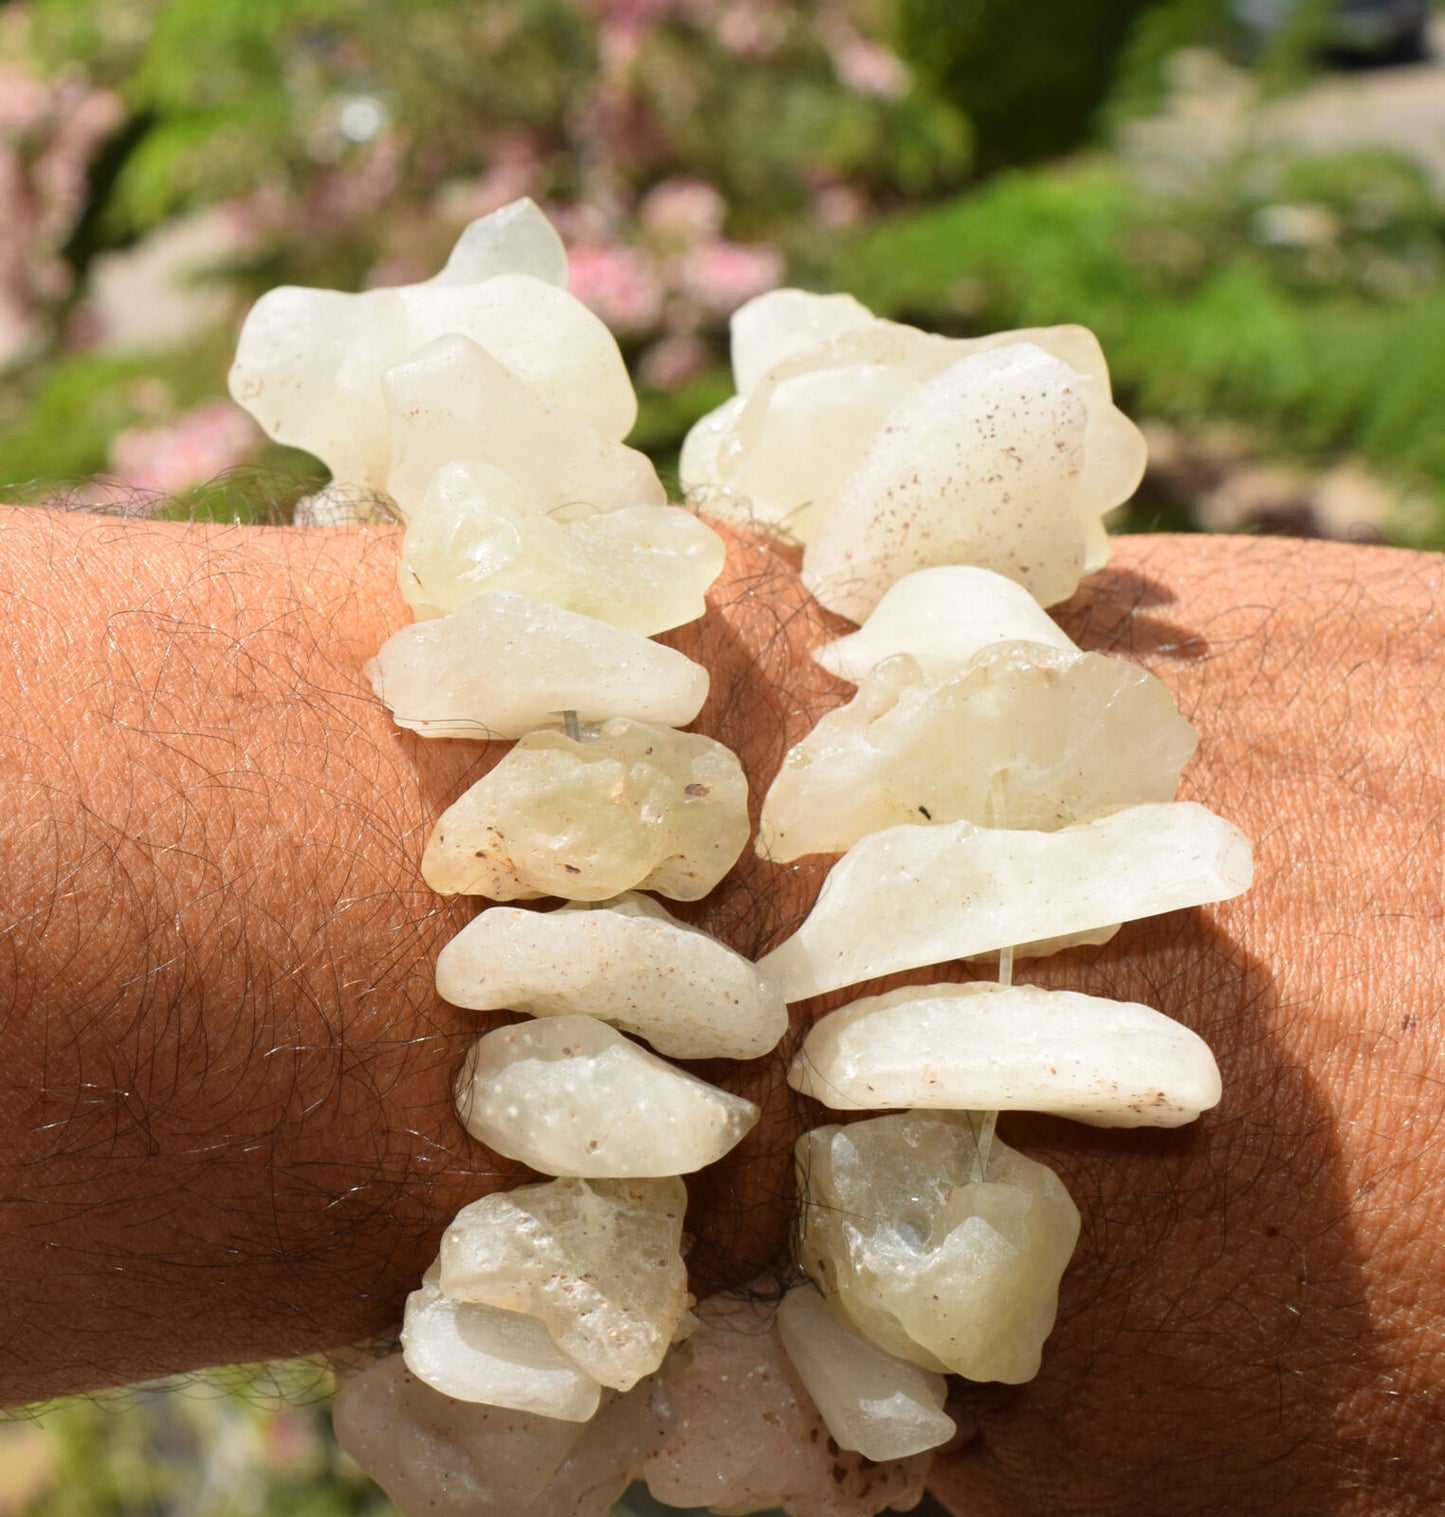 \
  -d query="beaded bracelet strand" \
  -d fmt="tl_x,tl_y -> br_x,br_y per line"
225,198 -> 1252,1517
